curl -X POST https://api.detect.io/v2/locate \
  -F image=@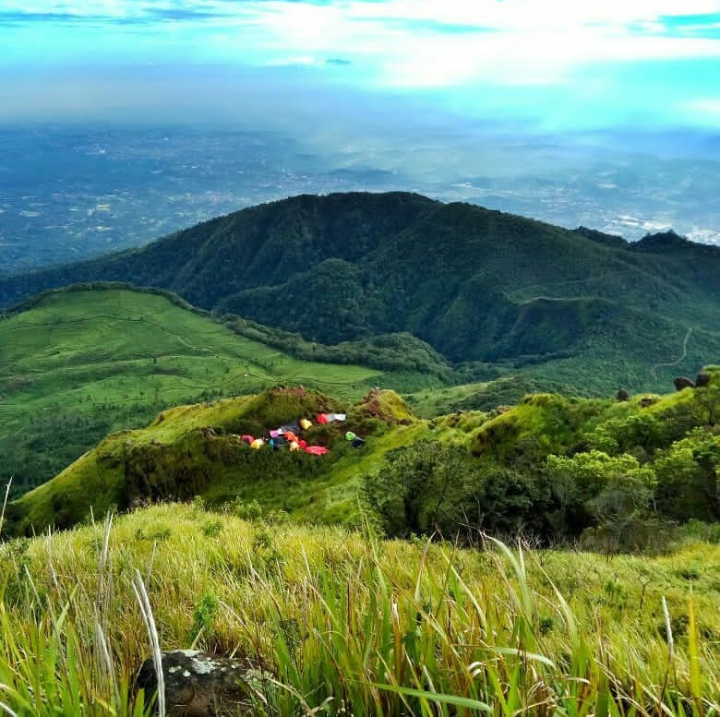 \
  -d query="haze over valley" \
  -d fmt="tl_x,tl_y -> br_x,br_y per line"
3,120 -> 720,273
